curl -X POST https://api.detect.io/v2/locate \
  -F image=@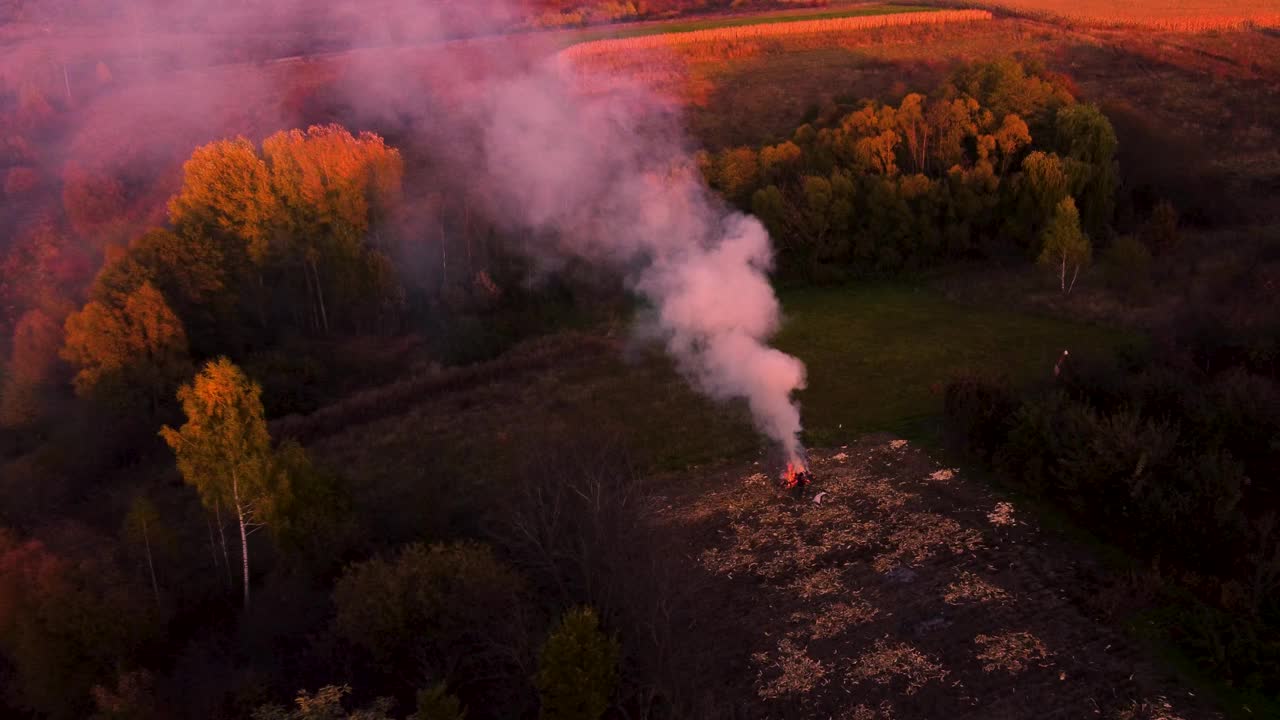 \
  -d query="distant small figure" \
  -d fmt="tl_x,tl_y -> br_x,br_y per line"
1054,349 -> 1070,378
